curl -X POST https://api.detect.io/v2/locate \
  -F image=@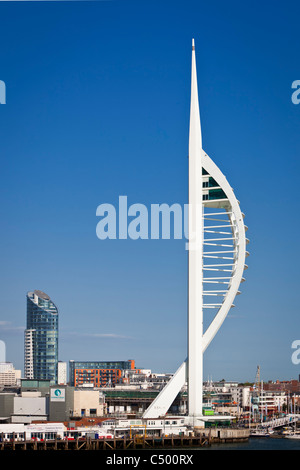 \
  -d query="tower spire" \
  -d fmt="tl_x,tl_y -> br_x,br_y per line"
189,38 -> 202,154
188,38 -> 203,418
